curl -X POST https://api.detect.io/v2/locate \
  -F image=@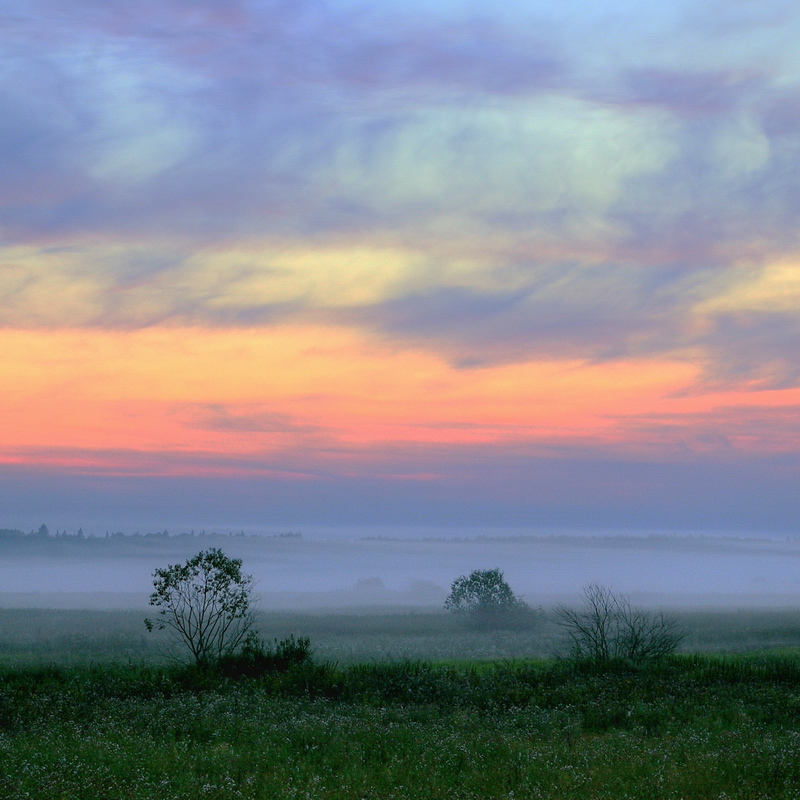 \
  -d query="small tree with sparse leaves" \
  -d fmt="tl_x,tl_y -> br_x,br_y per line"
145,548 -> 255,667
